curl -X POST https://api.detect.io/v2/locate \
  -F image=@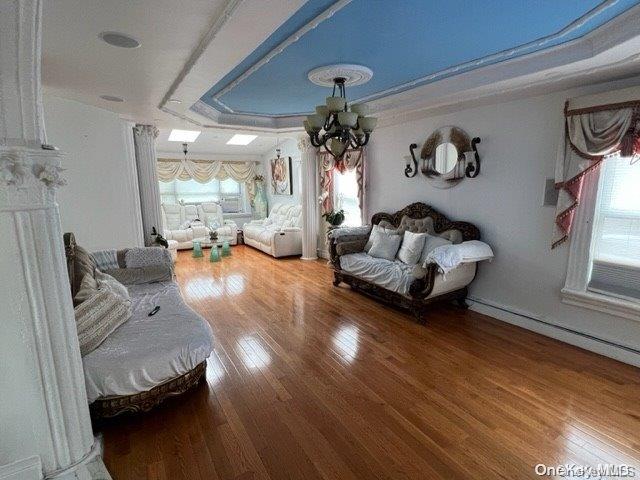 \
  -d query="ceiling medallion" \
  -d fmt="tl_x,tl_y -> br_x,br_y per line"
304,76 -> 377,160
307,64 -> 373,87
